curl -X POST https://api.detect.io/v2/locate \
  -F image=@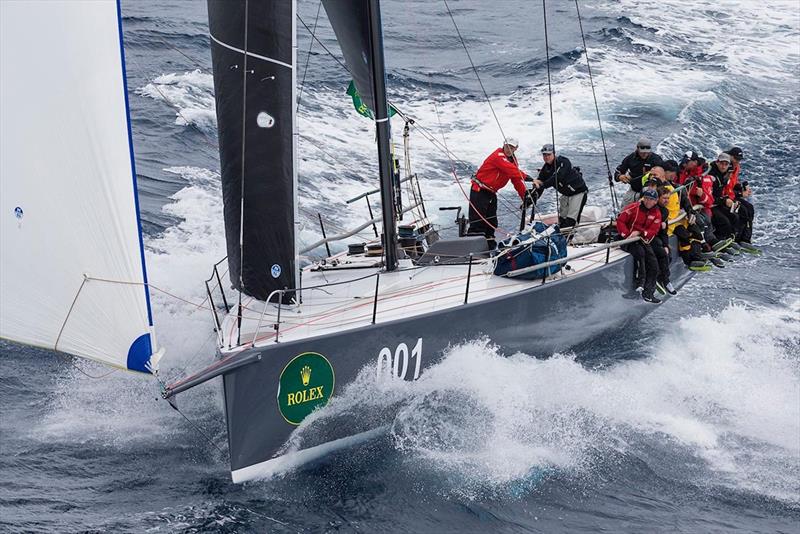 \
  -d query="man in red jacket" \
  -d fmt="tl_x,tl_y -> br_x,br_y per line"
616,189 -> 663,304
468,137 -> 531,245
